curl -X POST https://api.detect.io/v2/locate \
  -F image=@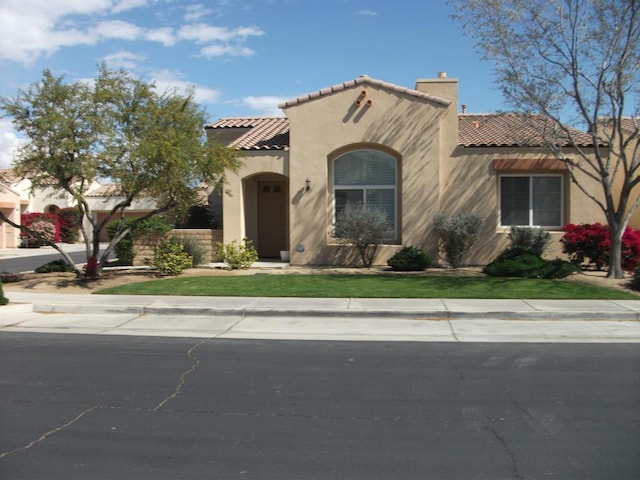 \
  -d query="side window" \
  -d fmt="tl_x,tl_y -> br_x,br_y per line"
500,175 -> 563,227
